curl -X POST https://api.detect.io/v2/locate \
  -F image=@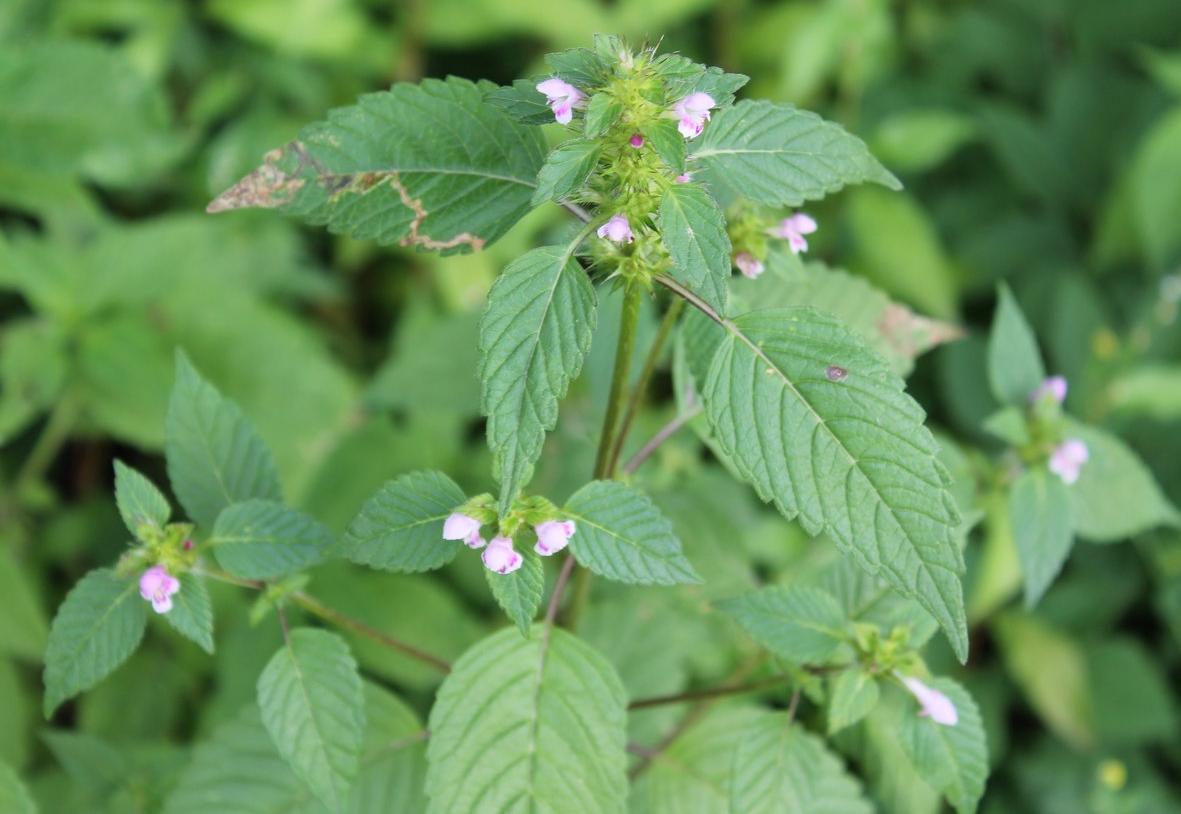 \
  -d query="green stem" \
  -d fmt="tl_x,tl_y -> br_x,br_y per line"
15,392 -> 80,494
606,297 -> 683,475
593,281 -> 644,480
